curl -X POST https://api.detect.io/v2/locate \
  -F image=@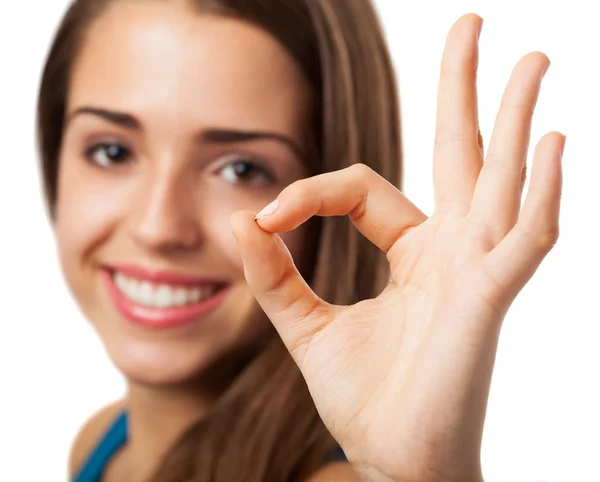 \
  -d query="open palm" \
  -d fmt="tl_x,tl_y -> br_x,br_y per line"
231,14 -> 563,482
